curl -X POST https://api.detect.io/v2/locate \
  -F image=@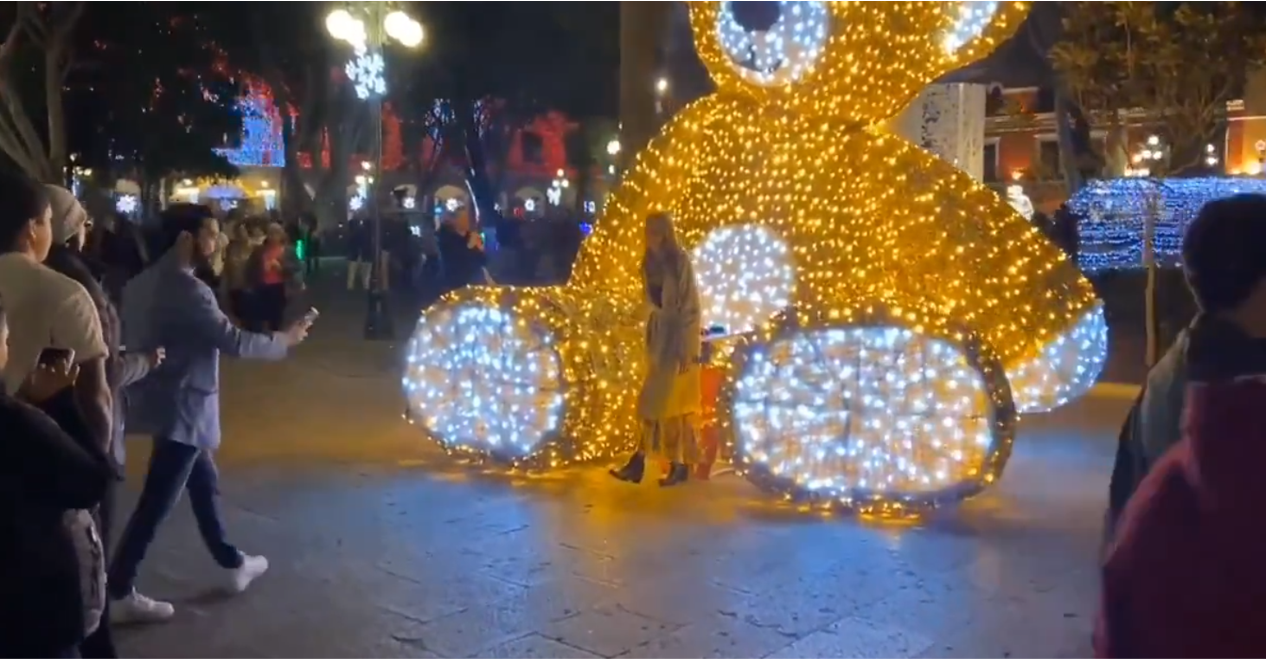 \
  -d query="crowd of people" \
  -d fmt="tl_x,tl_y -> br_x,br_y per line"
0,172 -> 315,658
338,208 -> 587,311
